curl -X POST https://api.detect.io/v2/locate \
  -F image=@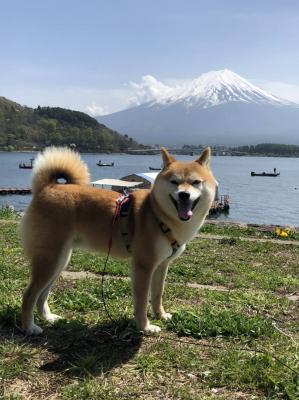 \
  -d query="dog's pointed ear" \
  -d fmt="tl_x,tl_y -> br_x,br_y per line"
161,147 -> 176,168
196,147 -> 211,167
